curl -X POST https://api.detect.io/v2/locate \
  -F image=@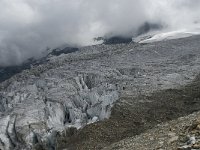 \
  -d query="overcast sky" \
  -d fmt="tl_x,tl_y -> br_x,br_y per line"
0,0 -> 200,66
